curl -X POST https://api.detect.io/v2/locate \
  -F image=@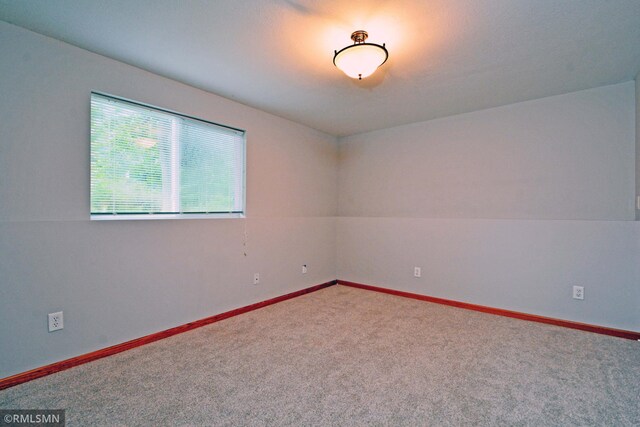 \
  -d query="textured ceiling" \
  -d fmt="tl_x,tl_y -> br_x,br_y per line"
1,0 -> 640,136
